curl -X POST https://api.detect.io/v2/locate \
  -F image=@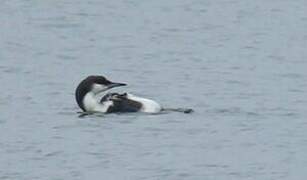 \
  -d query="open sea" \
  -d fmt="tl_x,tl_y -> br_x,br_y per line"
1,0 -> 307,179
